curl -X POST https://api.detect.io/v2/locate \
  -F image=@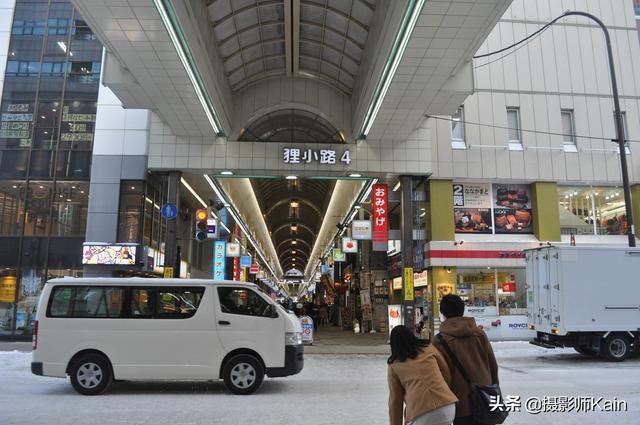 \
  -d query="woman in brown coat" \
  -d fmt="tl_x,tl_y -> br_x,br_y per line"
387,325 -> 458,425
